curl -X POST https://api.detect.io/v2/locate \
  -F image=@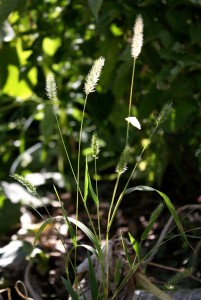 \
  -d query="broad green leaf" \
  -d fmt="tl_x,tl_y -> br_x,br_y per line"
87,0 -> 103,19
62,277 -> 79,300
128,232 -> 141,261
87,252 -> 99,300
125,186 -> 189,246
